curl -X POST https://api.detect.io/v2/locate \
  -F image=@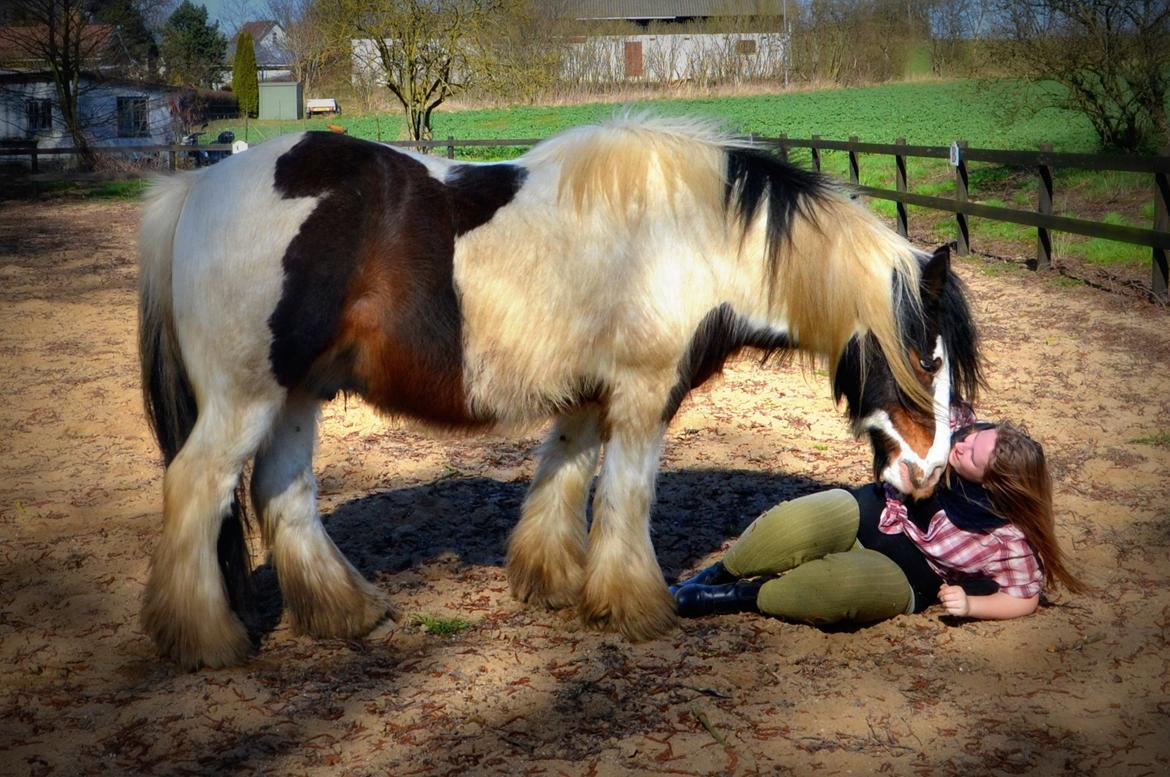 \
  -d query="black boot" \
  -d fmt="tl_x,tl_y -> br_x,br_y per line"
674,579 -> 763,618
668,561 -> 735,595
